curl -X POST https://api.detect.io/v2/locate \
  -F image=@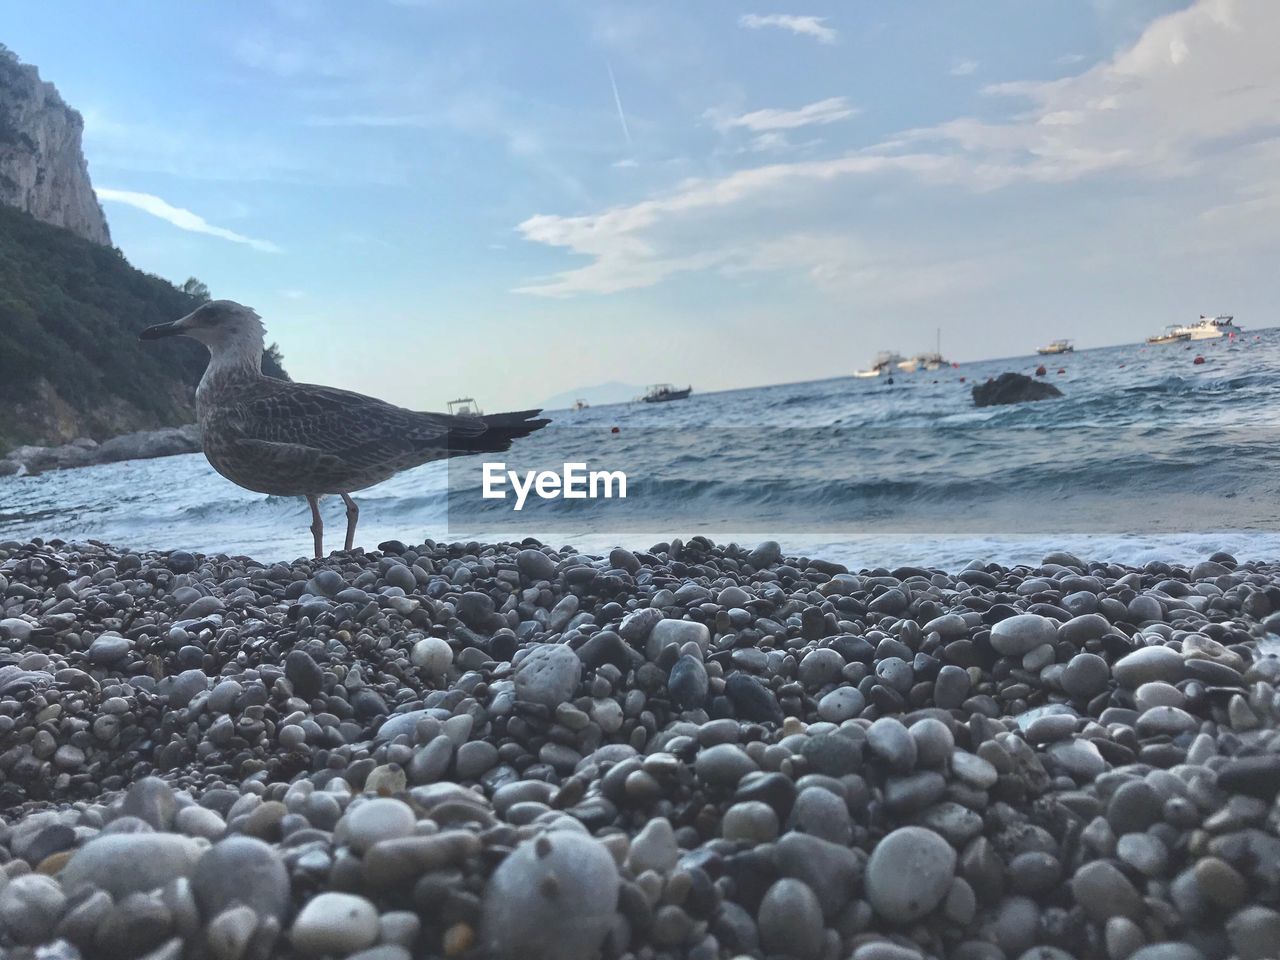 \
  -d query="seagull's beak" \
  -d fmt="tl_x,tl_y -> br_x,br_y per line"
138,321 -> 182,341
